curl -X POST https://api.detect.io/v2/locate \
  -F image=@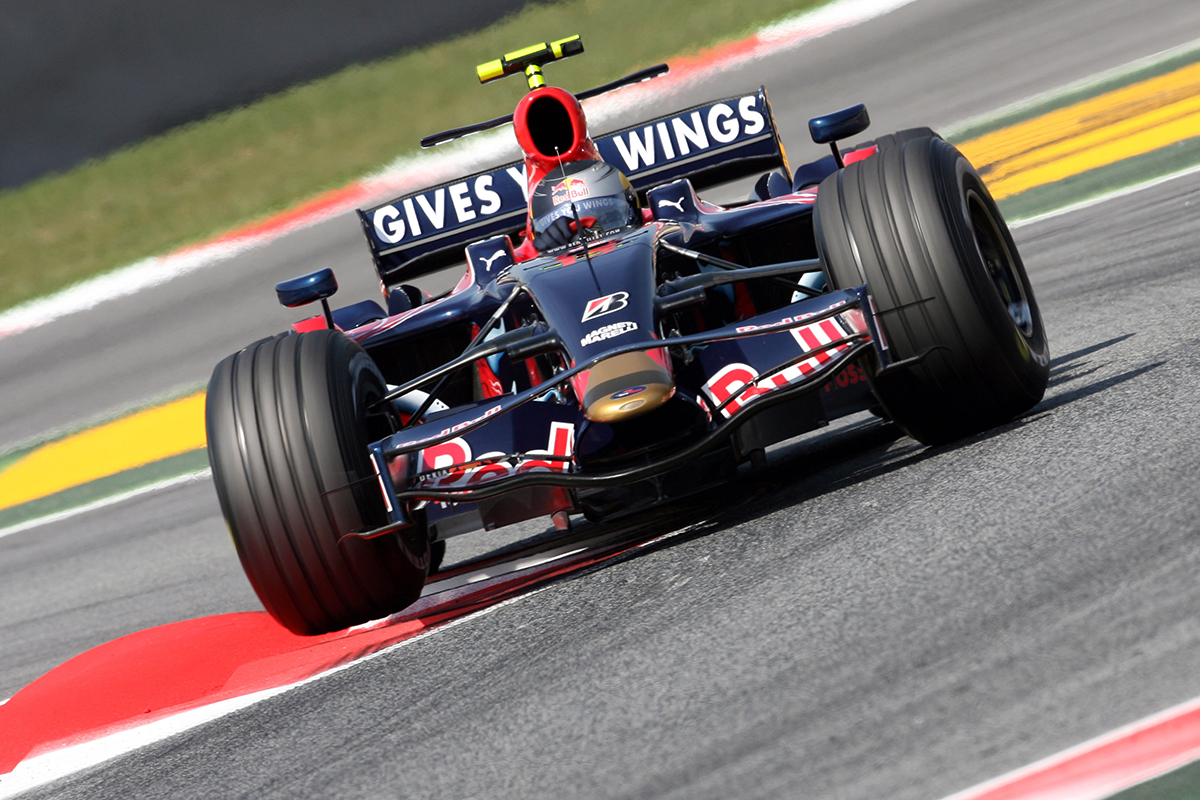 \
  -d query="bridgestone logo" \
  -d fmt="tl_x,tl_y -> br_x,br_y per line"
581,291 -> 629,322
580,321 -> 638,347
